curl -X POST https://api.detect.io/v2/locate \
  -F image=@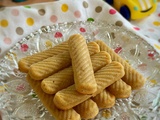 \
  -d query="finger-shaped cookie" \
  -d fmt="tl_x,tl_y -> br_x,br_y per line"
54,85 -> 91,110
68,34 -> 97,94
95,40 -> 146,90
86,41 -> 100,56
53,61 -> 125,110
29,51 -> 71,80
91,51 -> 111,72
92,89 -> 115,109
29,42 -> 100,80
74,99 -> 99,119
18,41 -> 69,73
26,75 -> 81,120
18,41 -> 99,73
41,51 -> 111,94
92,61 -> 125,96
107,79 -> 131,98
